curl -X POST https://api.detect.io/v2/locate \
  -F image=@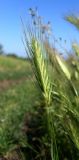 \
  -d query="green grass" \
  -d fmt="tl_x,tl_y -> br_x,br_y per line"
0,55 -> 32,80
0,80 -> 41,154
0,55 -> 41,155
